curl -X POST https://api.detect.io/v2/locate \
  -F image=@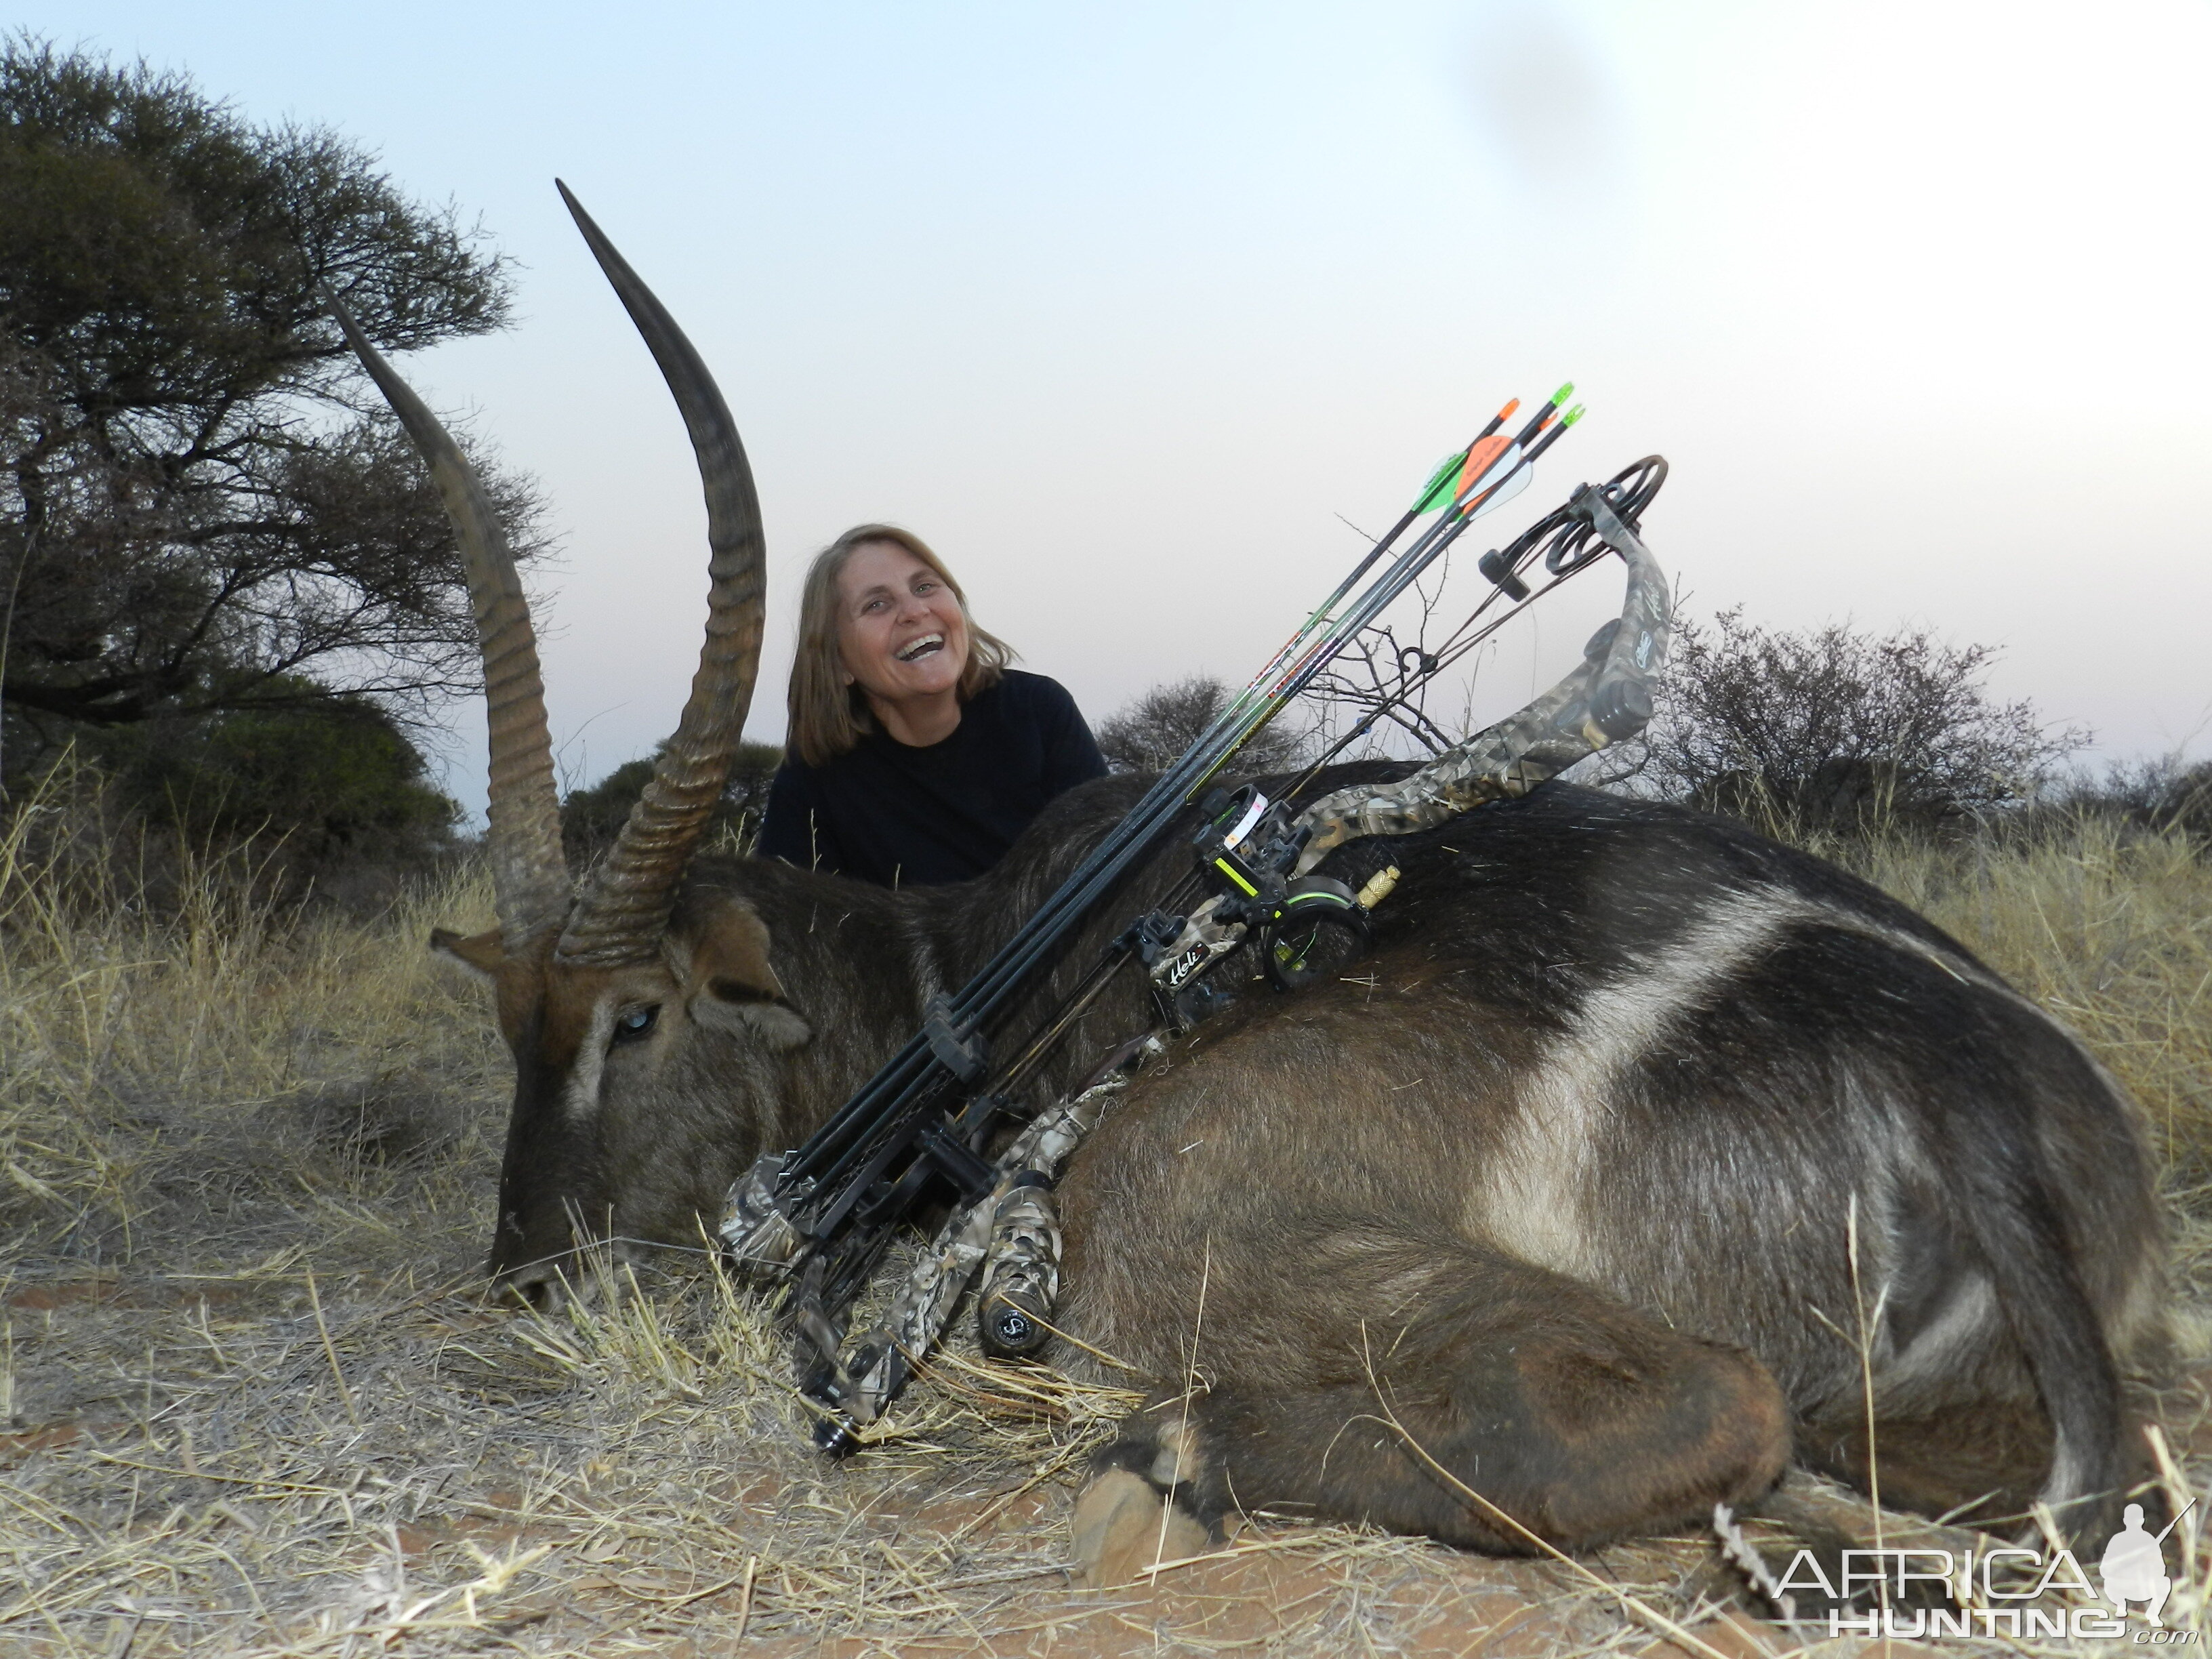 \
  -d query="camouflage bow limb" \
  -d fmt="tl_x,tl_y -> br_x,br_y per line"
1291,489 -> 1671,873
835,1064 -> 1141,1427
